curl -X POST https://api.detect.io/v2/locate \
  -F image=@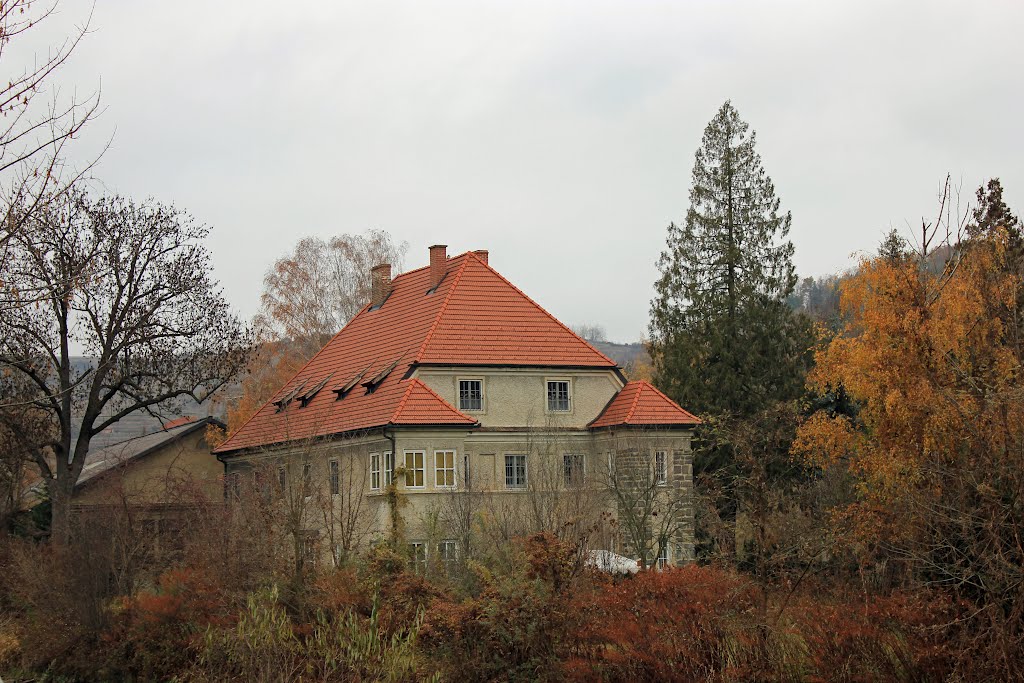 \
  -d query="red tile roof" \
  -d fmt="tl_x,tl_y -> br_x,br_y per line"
216,251 -> 617,454
589,380 -> 702,429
